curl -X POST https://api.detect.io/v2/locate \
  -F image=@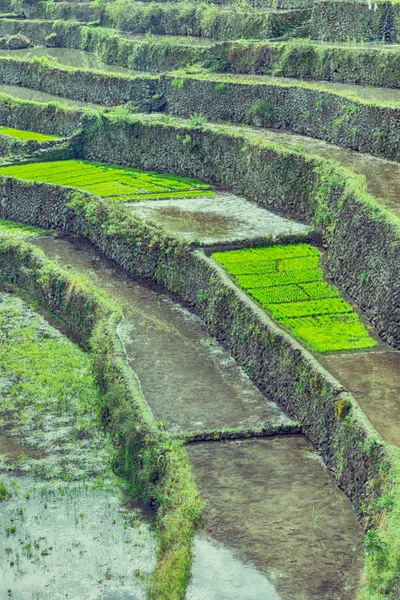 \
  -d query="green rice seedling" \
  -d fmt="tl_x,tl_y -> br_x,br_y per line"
0,218 -> 47,238
0,160 -> 214,202
278,255 -> 321,272
236,269 -> 323,289
212,244 -> 377,353
268,298 -> 353,319
281,314 -> 377,353
299,281 -> 341,300
0,127 -> 60,142
248,285 -> 309,305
